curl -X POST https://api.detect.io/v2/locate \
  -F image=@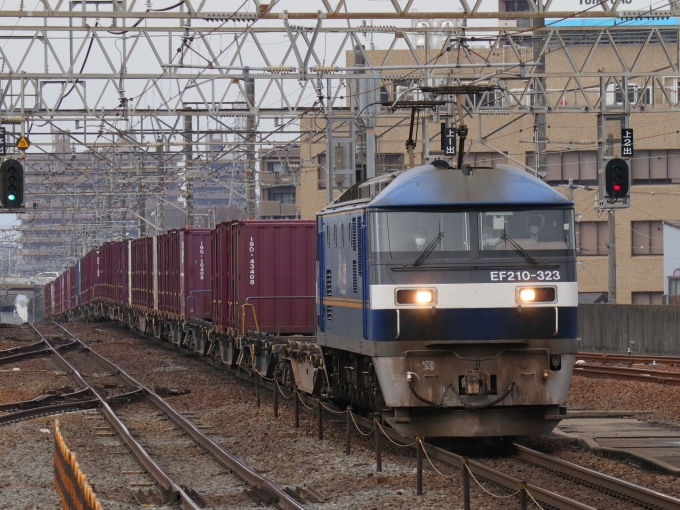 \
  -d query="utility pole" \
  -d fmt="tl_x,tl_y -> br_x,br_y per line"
325,79 -> 333,204
244,71 -> 256,219
184,108 -> 194,228
533,0 -> 547,179
156,138 -> 165,232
